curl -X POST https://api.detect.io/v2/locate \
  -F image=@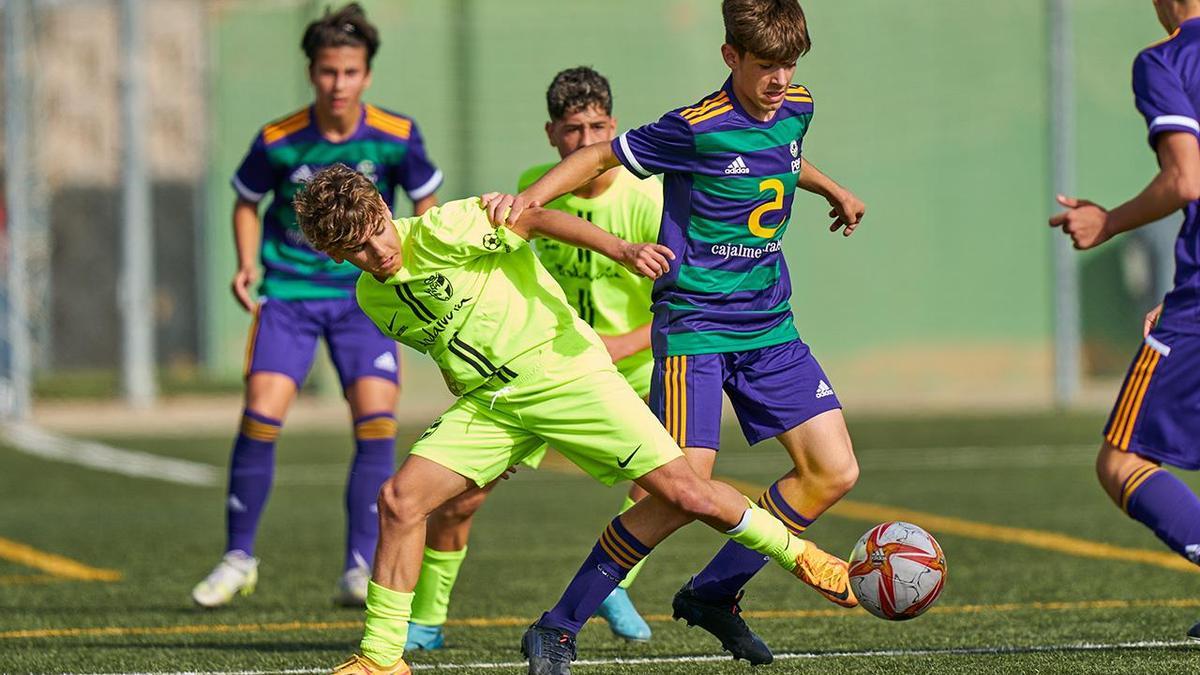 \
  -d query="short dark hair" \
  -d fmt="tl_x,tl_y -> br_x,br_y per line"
546,67 -> 613,121
722,0 -> 811,62
301,3 -> 380,69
